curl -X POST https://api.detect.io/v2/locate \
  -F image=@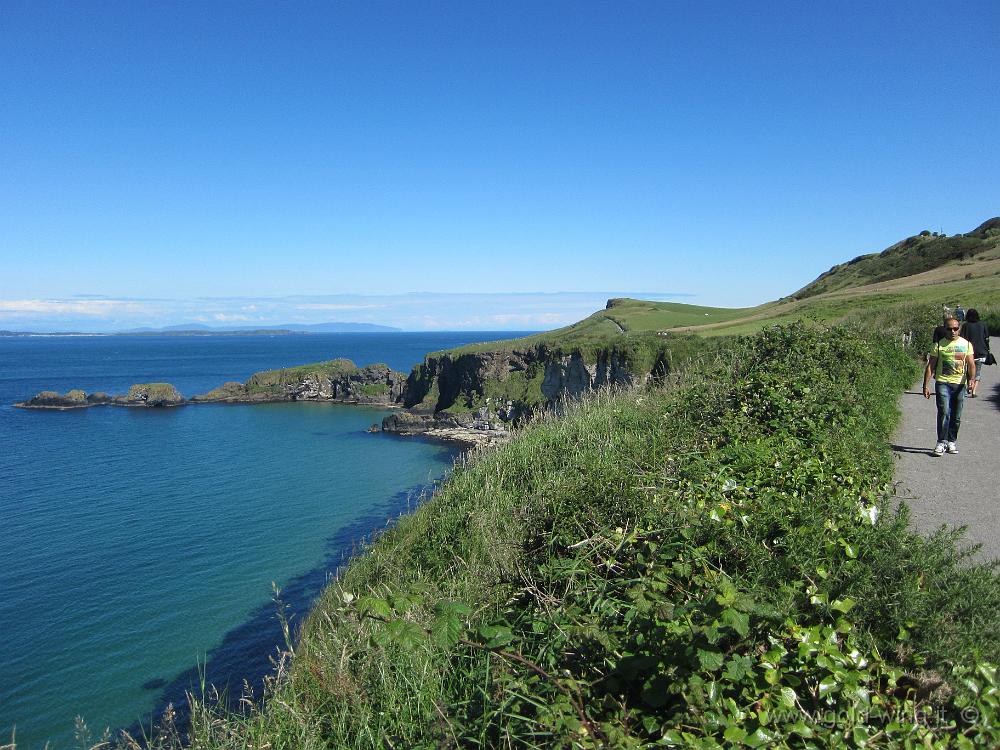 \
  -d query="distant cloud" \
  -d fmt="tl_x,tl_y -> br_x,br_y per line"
211,313 -> 253,322
0,291 -> 698,332
0,298 -> 149,317
295,303 -> 386,311
489,312 -> 568,326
